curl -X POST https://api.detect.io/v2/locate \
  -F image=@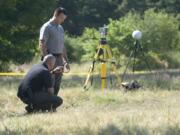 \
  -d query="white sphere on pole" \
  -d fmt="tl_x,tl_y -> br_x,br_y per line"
132,30 -> 142,40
